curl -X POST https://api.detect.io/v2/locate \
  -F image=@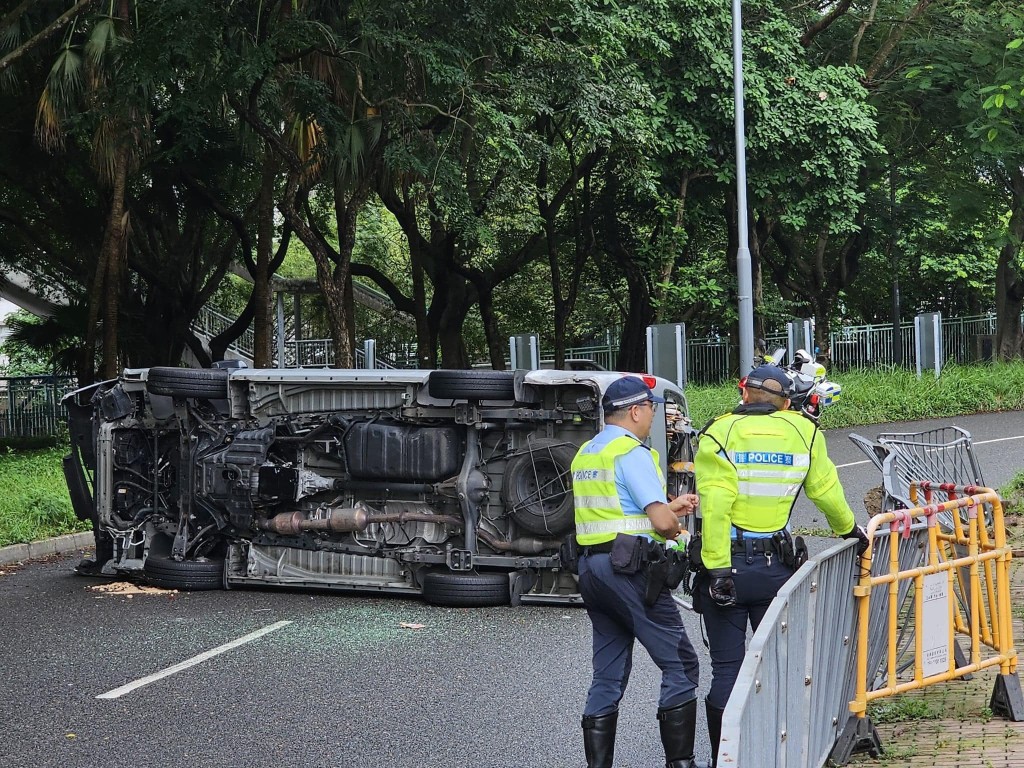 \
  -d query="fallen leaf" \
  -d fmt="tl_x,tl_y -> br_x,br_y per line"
399,622 -> 426,630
